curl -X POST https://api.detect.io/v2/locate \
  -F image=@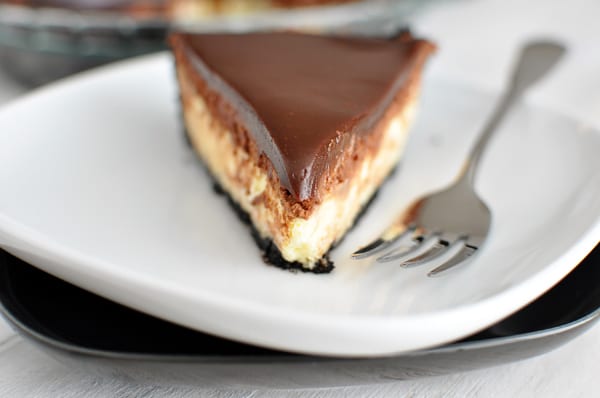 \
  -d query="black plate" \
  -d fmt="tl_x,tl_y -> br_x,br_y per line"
0,244 -> 598,388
